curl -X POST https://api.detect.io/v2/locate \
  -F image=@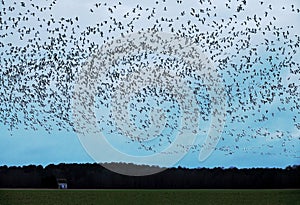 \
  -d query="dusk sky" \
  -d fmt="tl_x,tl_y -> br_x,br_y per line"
0,0 -> 299,170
